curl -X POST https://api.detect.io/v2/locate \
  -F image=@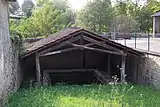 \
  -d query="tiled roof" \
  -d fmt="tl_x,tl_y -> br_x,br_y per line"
24,28 -> 144,58
26,28 -> 83,54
